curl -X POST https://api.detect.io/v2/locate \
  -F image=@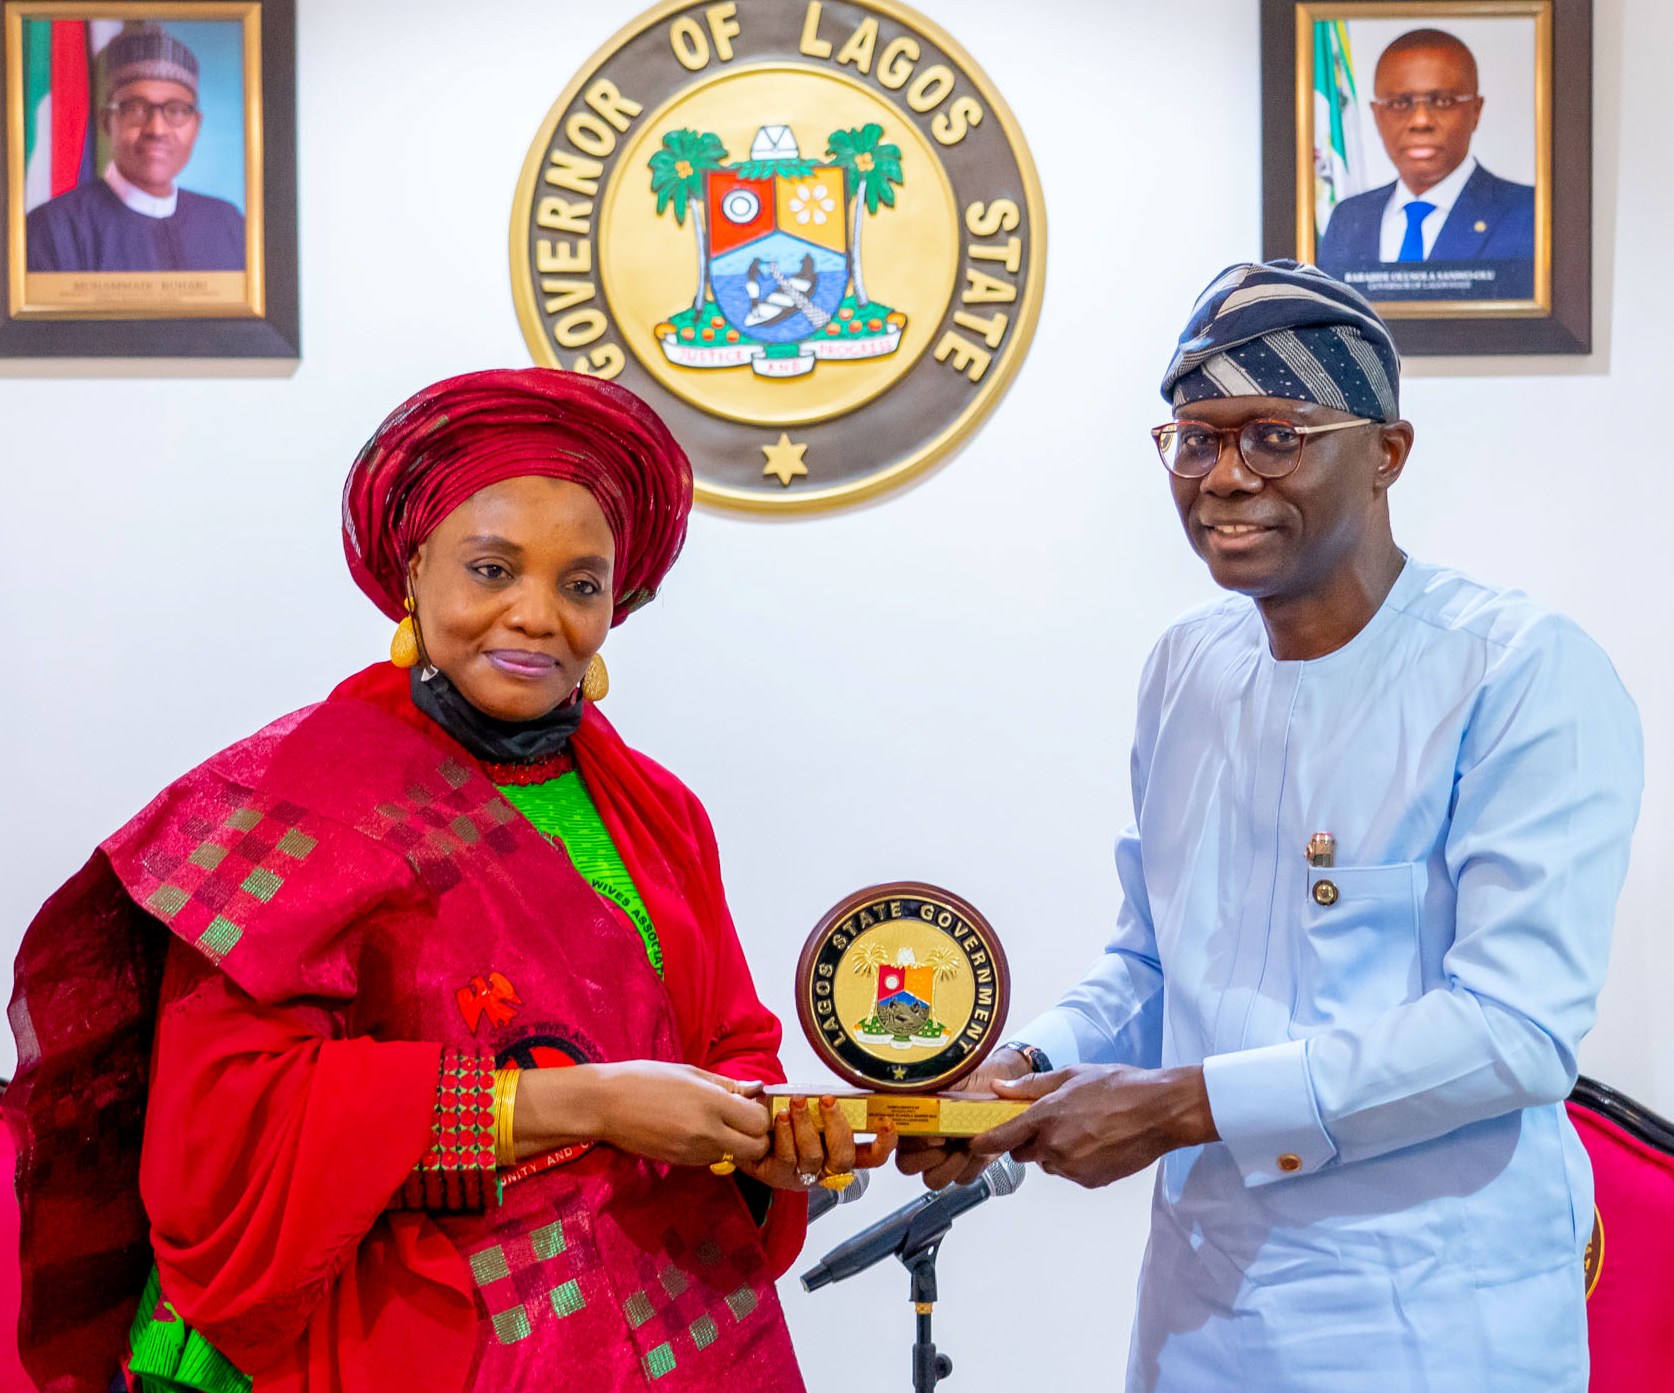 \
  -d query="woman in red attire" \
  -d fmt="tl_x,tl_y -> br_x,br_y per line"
5,369 -> 894,1393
